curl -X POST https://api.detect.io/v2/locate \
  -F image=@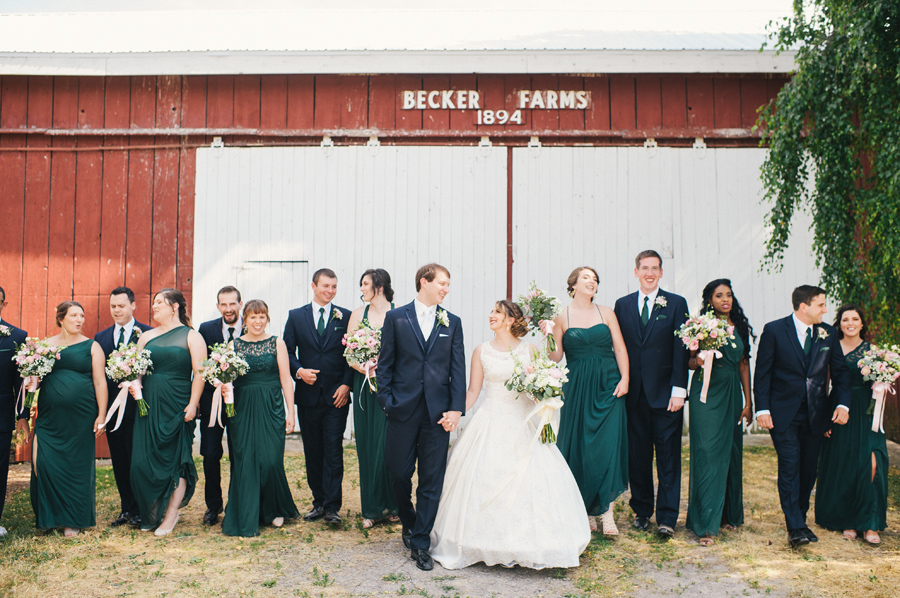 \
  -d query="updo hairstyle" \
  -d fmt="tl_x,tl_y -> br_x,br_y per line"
566,266 -> 600,299
155,288 -> 192,328
55,300 -> 84,327
495,300 -> 529,338
361,268 -> 394,302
